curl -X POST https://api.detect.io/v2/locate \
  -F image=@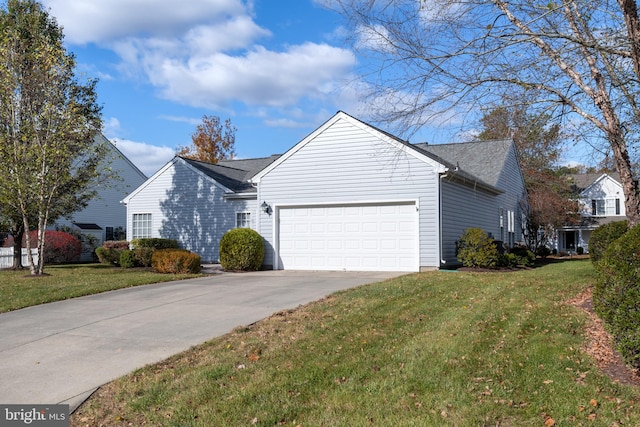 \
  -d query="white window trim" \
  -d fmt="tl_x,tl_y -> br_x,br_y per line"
236,211 -> 251,228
